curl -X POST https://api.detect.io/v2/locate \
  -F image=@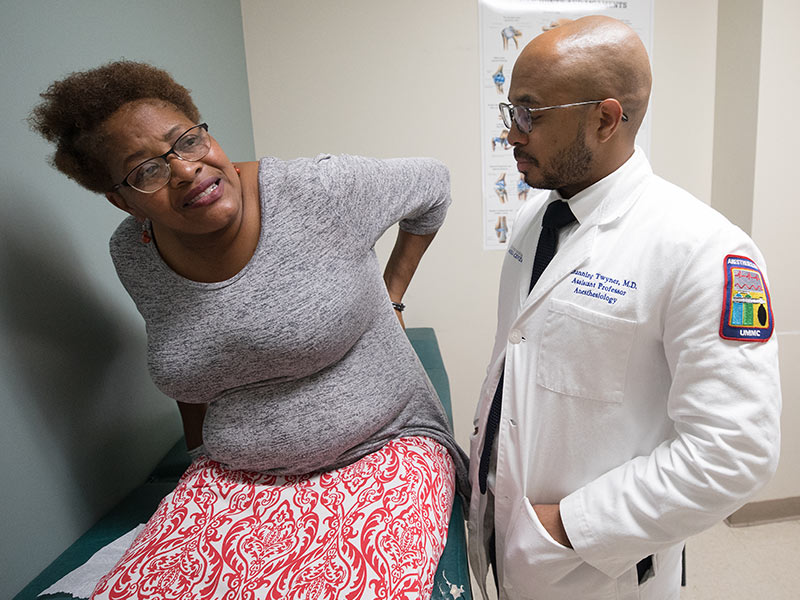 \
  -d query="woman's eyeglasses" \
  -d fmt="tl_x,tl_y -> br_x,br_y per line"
112,123 -> 210,194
